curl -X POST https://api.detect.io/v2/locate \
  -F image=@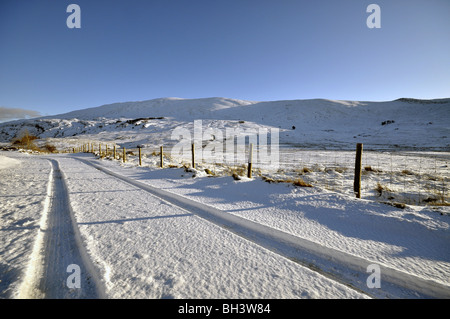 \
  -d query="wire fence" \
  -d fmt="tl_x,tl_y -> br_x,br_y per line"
68,142 -> 449,207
